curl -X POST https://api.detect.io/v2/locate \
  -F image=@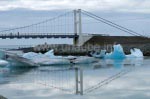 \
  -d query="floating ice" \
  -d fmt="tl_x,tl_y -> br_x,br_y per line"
22,52 -> 43,60
44,50 -> 62,58
0,59 -> 9,67
30,57 -> 70,65
91,50 -> 106,58
126,48 -> 143,58
73,56 -> 98,64
37,58 -> 71,66
22,45 -> 144,66
22,50 -> 71,65
64,55 -> 77,60
22,49 -> 63,60
104,44 -> 143,59
105,44 -> 126,59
